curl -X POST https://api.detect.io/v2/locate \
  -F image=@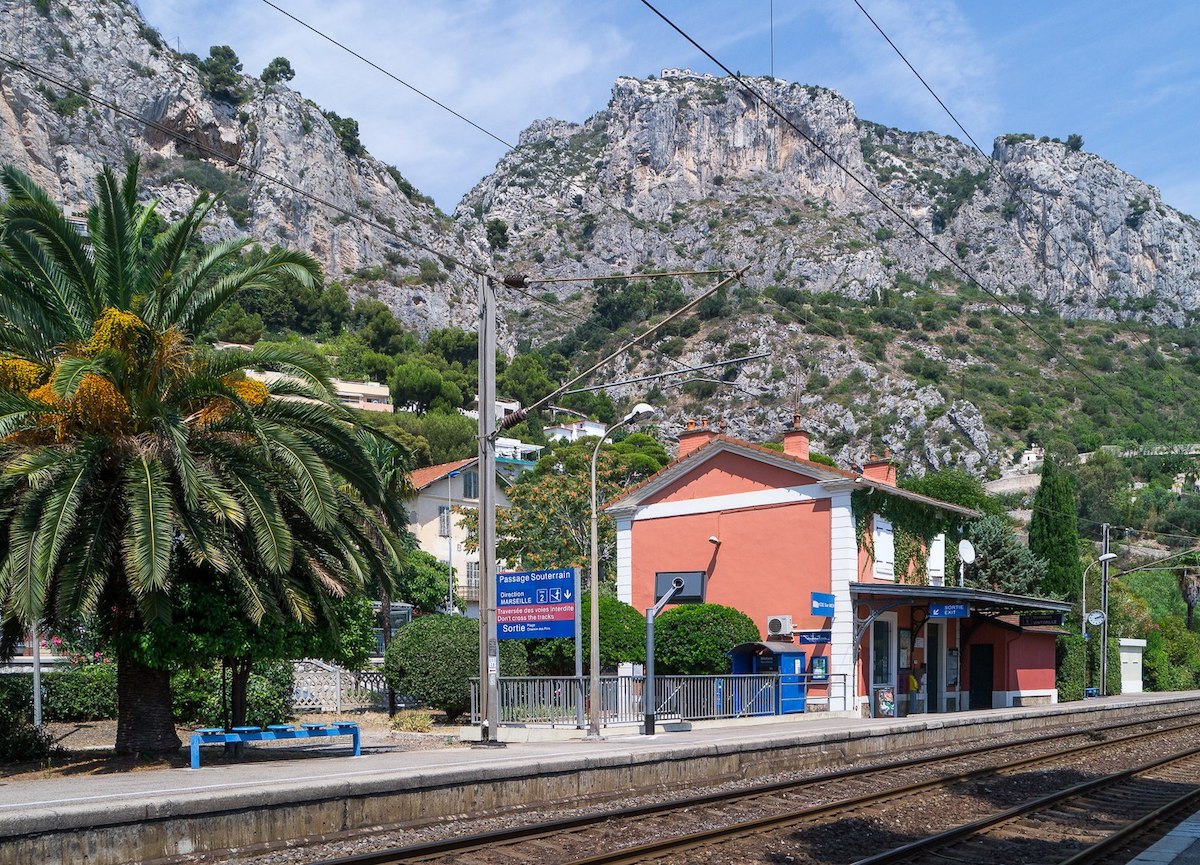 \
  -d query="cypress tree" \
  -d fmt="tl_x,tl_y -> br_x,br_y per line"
1028,455 -> 1083,600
